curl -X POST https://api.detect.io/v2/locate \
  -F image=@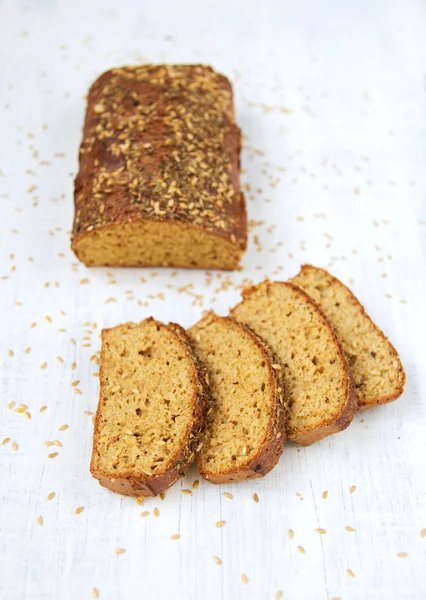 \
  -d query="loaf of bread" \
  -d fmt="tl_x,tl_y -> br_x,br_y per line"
231,281 -> 357,445
188,313 -> 286,483
290,265 -> 405,410
72,64 -> 247,269
90,318 -> 209,497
